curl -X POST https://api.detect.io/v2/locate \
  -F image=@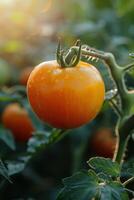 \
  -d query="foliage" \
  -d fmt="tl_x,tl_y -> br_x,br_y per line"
57,158 -> 129,200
